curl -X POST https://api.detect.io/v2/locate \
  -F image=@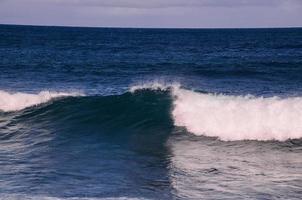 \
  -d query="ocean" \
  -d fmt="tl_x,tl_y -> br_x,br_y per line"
0,25 -> 301,199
